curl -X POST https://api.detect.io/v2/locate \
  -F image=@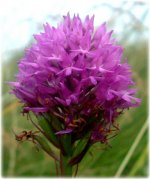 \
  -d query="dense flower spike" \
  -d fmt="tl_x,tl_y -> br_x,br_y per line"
10,14 -> 140,143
